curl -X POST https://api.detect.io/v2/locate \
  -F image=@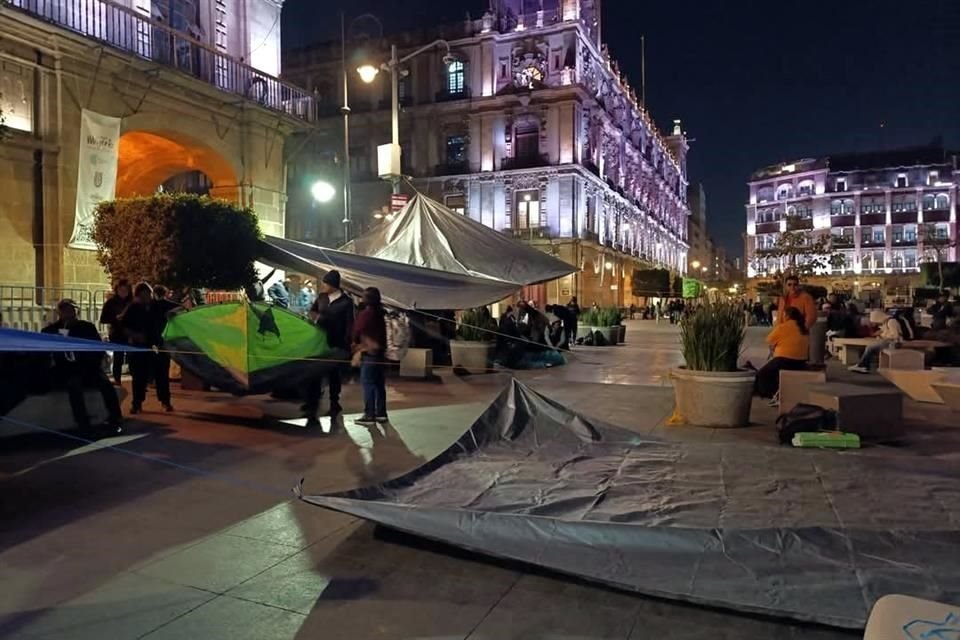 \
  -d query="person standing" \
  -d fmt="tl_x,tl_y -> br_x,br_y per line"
43,299 -> 123,434
352,287 -> 388,425
121,282 -> 173,414
777,275 -> 817,331
929,292 -> 955,331
304,270 -> 354,424
565,296 -> 580,344
99,279 -> 133,386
